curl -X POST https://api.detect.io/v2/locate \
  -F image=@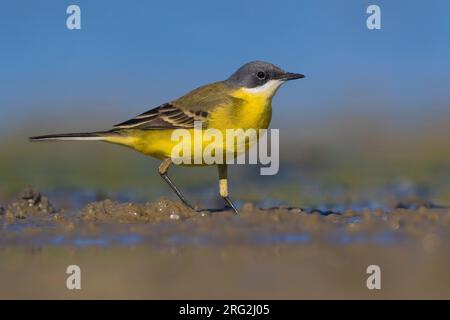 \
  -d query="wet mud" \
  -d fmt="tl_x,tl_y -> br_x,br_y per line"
3,188 -> 57,220
1,188 -> 449,299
